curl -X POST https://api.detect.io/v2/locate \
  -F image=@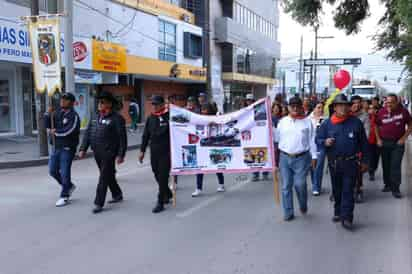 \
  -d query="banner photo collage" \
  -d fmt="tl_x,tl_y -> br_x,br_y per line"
170,98 -> 275,175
